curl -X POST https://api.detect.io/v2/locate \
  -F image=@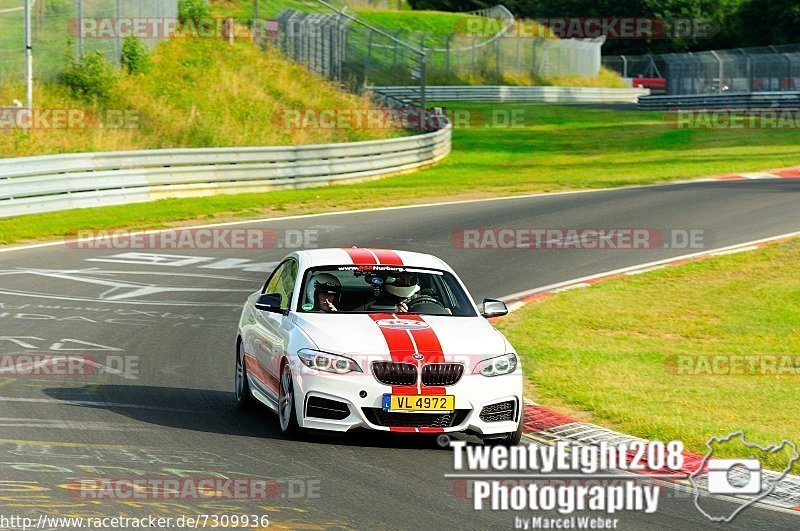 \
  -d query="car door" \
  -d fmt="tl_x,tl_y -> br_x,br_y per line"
254,259 -> 299,400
